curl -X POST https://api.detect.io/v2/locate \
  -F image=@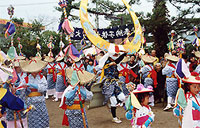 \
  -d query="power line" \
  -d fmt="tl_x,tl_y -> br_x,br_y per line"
0,2 -> 57,7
